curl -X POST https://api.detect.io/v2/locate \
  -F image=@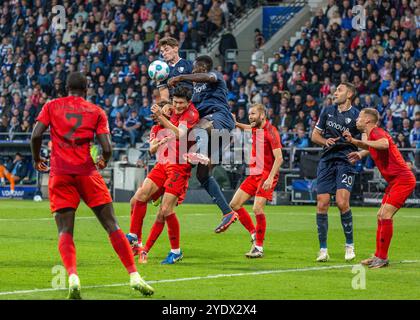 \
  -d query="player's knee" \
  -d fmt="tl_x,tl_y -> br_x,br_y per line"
317,201 -> 329,213
136,190 -> 150,203
336,199 -> 350,213
229,200 -> 240,211
160,204 -> 172,217
252,205 -> 264,215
